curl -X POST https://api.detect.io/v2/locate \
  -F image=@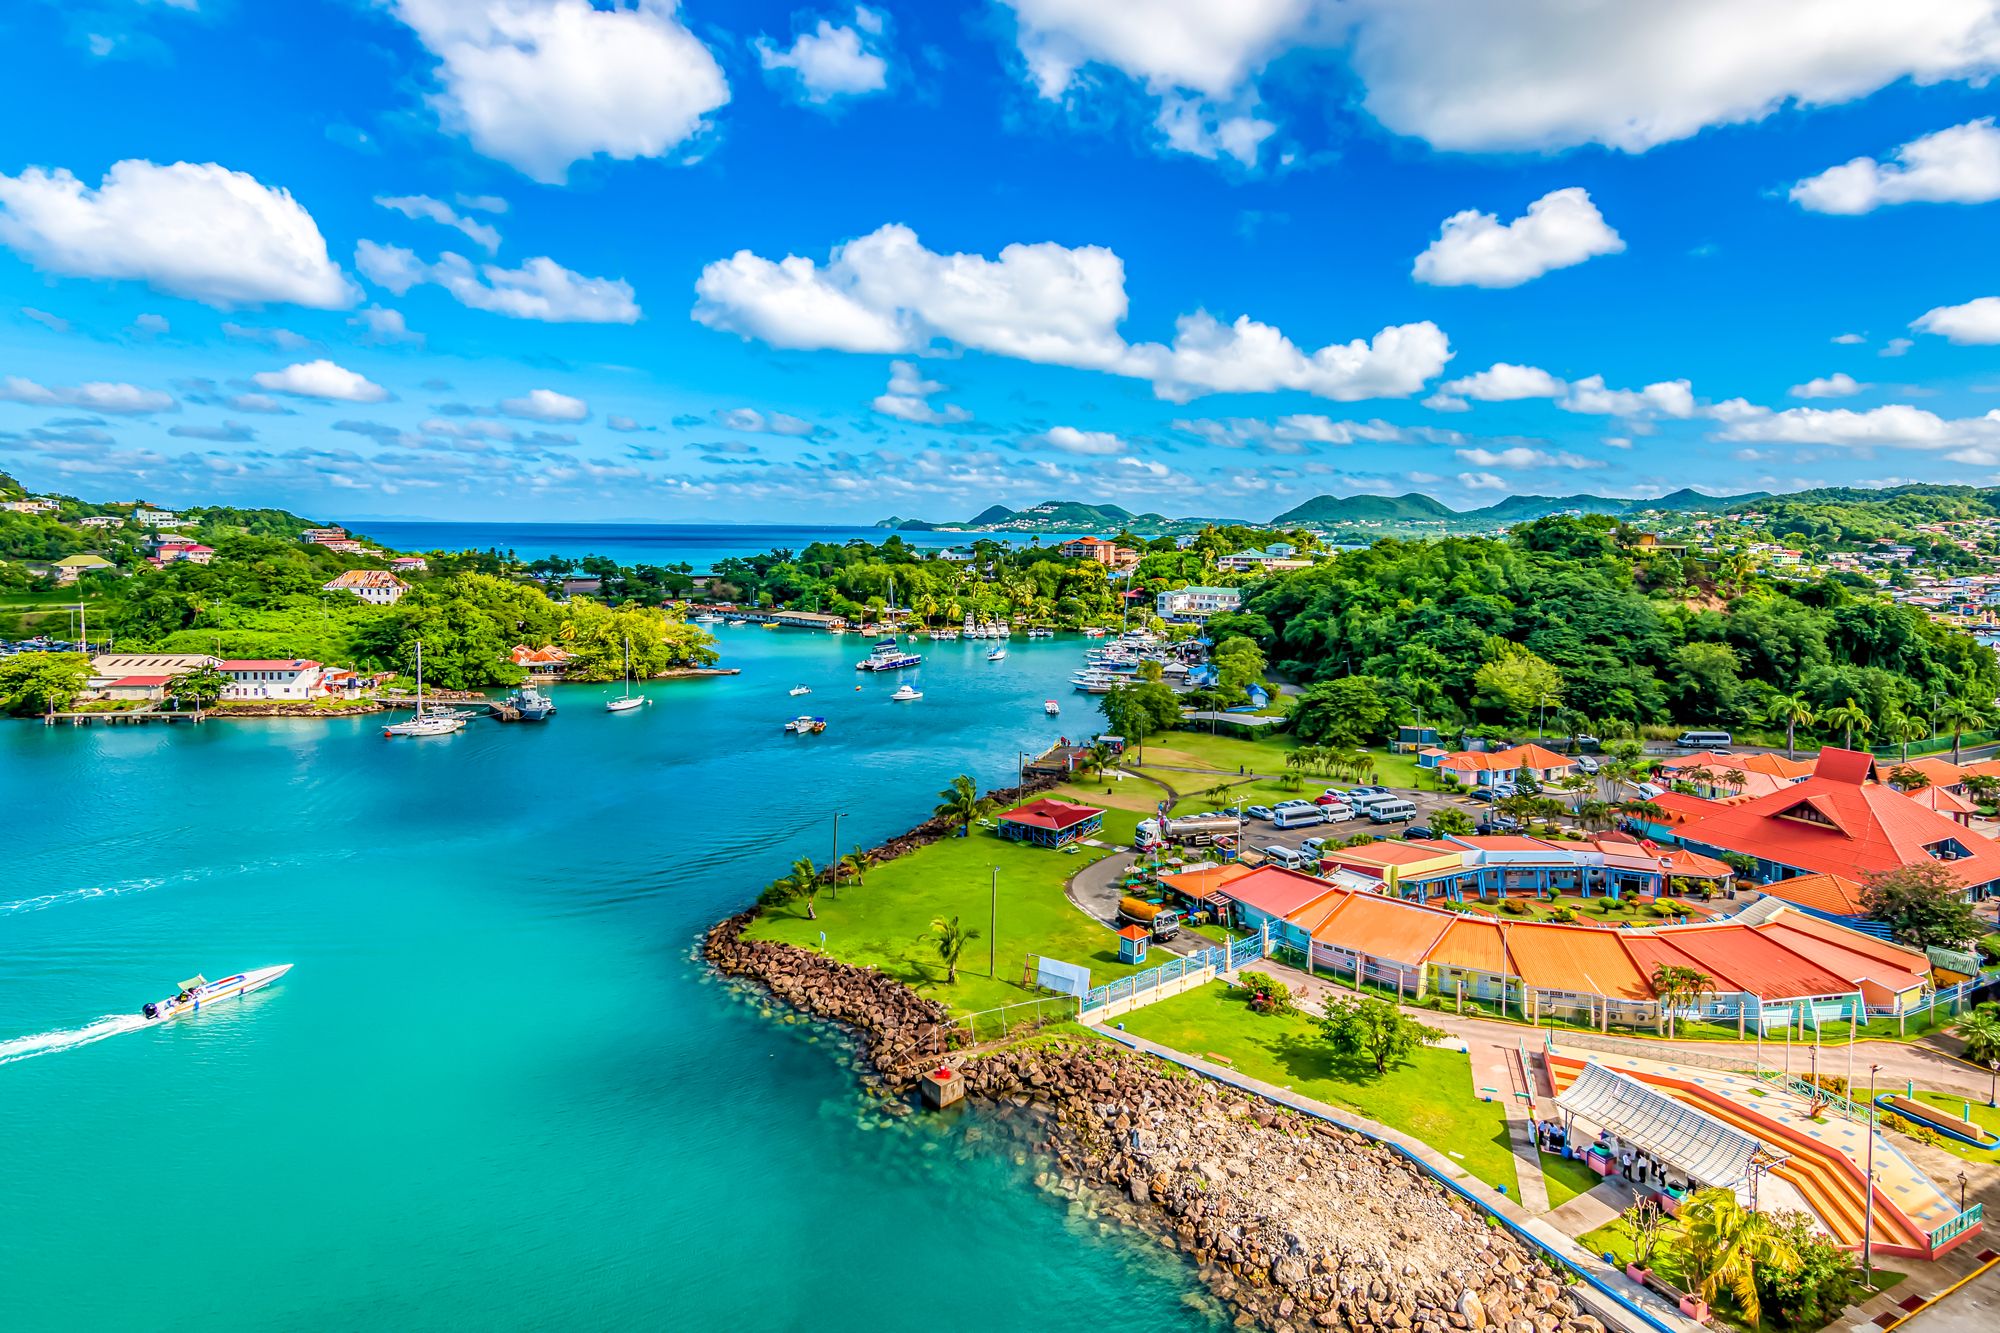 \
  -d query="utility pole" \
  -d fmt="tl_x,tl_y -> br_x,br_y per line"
831,811 -> 846,899
1863,1063 -> 1880,1288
